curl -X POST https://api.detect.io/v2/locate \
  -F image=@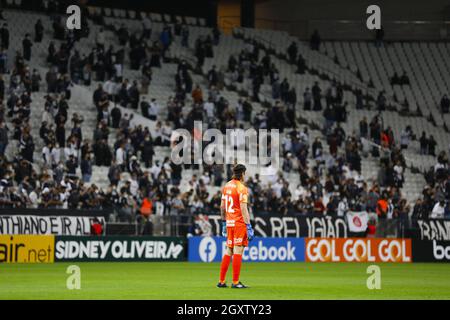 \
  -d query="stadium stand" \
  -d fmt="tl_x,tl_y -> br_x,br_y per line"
0,1 -> 448,236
